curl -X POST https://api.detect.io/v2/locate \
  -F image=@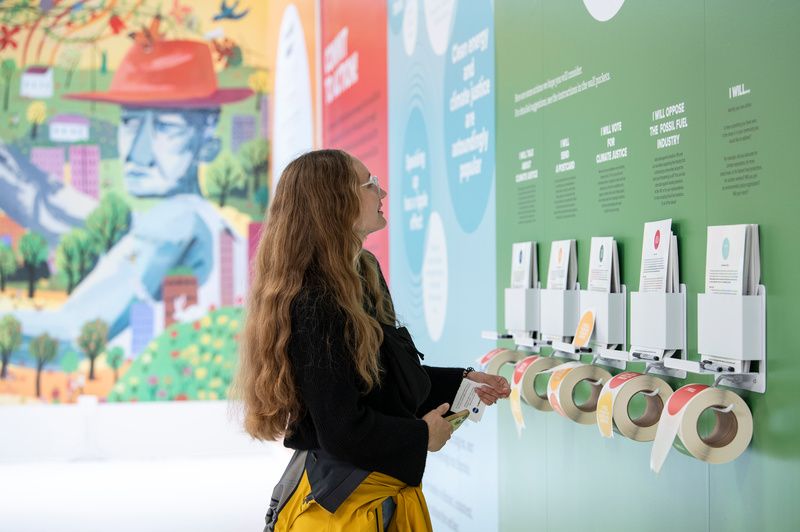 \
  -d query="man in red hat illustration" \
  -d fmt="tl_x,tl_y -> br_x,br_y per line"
4,37 -> 253,343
